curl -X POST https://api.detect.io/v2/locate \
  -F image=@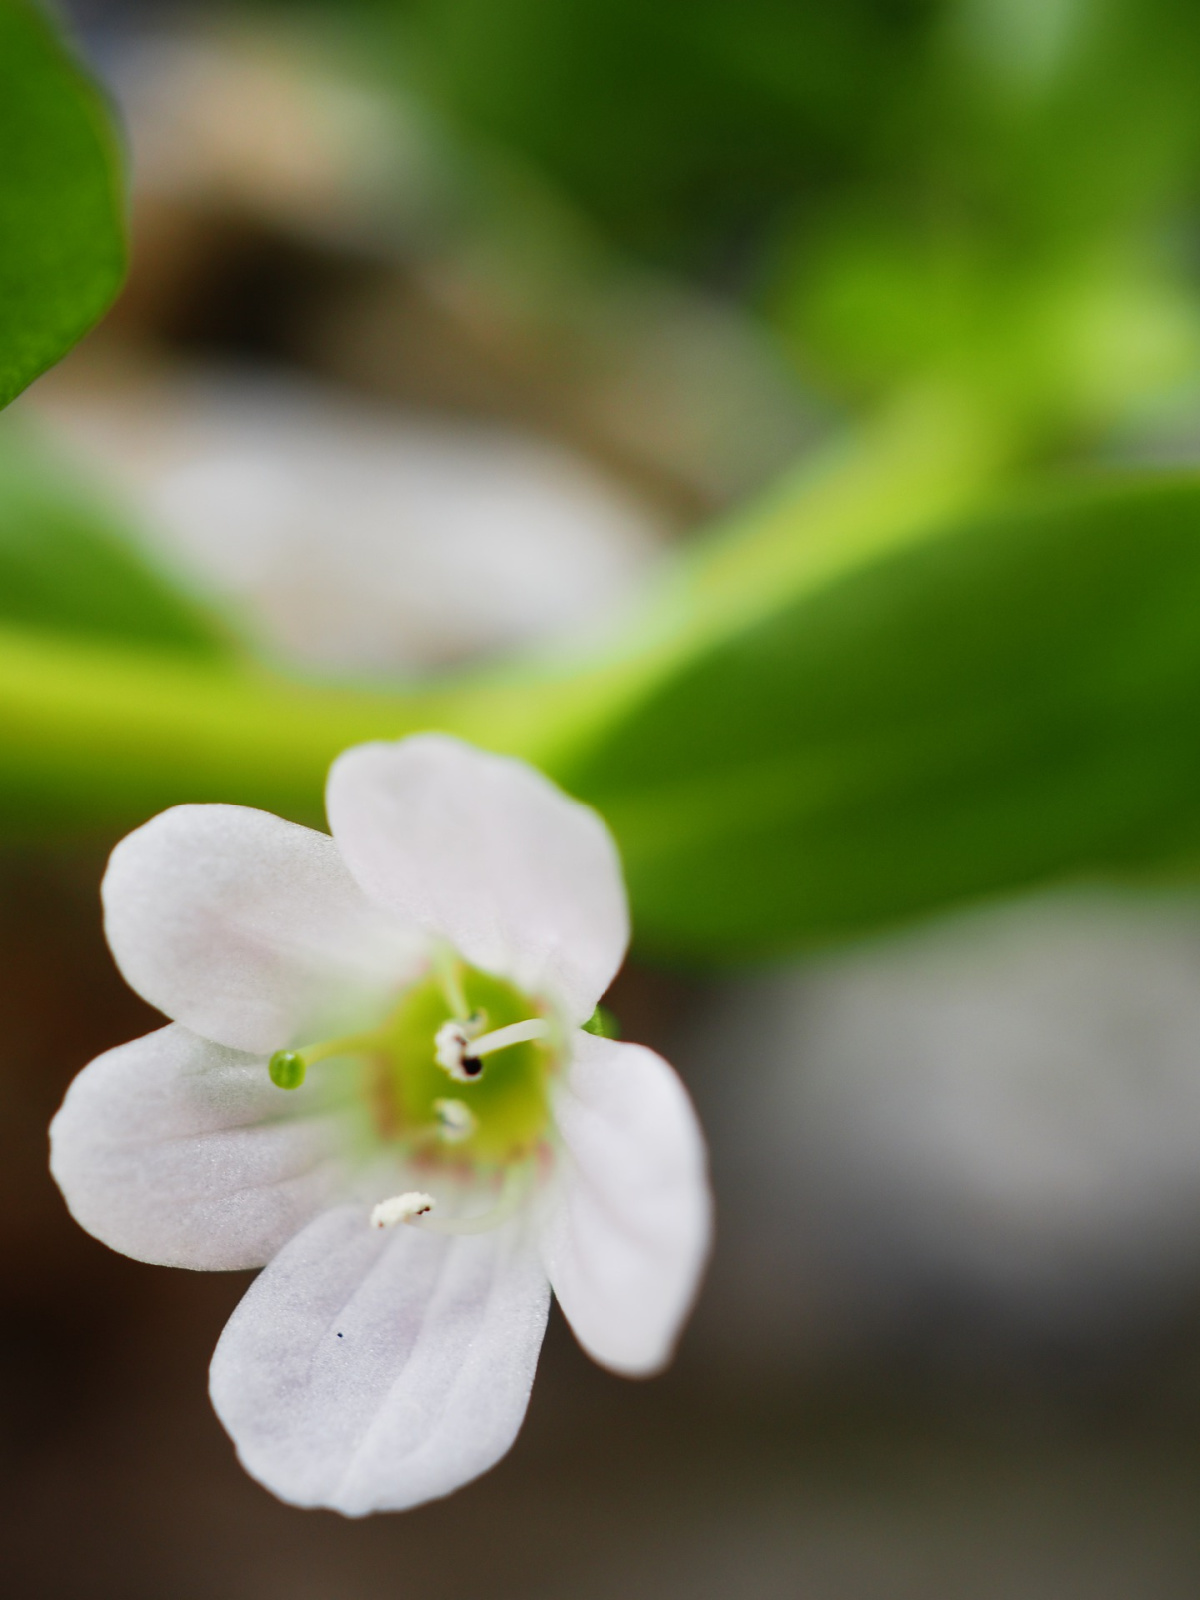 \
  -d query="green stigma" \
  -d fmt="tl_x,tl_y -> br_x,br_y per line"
269,1049 -> 306,1090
